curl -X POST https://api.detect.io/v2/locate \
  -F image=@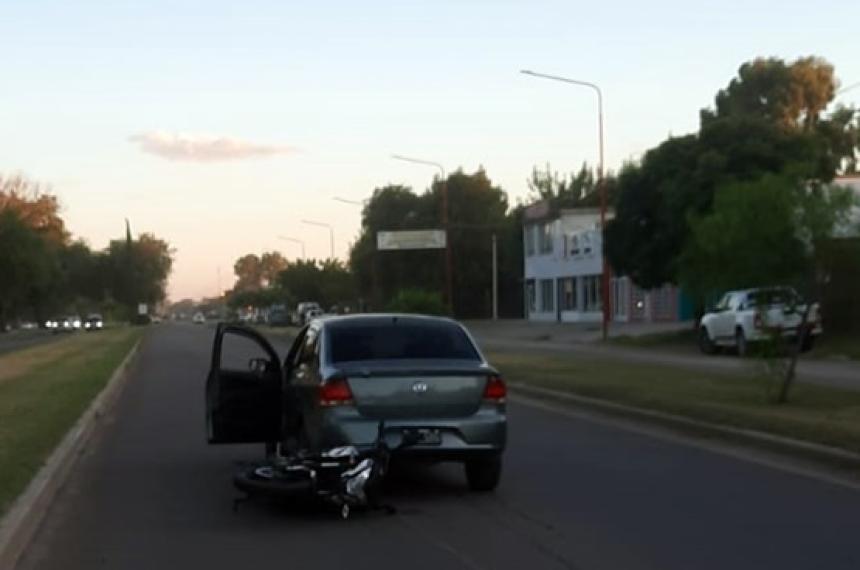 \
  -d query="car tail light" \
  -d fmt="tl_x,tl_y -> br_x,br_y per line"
483,375 -> 506,403
319,377 -> 354,407
753,313 -> 763,329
